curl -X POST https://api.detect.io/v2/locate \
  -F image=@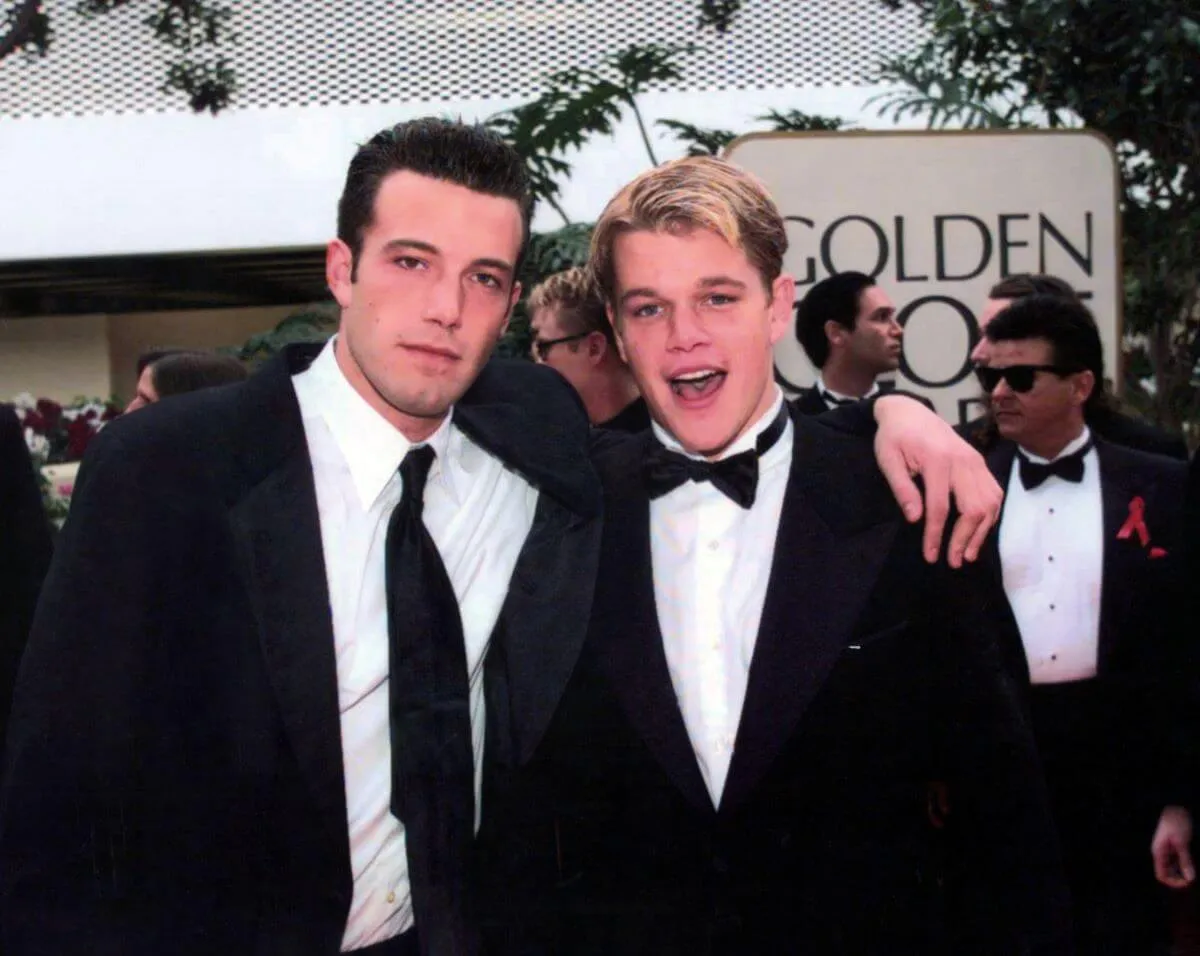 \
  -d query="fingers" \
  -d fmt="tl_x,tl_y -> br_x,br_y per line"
921,462 -> 950,565
1179,841 -> 1196,886
875,437 -> 923,524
